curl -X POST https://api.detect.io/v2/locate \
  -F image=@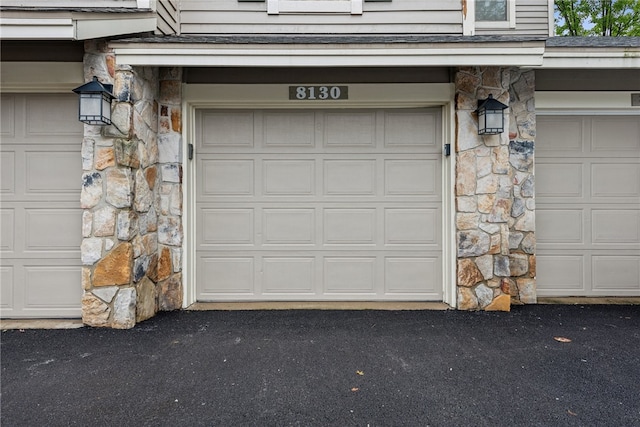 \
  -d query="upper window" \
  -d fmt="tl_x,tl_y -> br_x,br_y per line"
474,0 -> 516,29
475,0 -> 507,21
